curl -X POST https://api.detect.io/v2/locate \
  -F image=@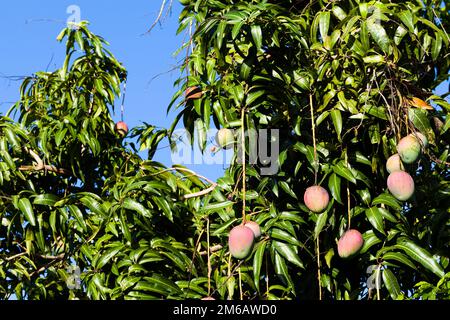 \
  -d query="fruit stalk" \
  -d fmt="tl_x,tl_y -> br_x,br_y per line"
120,78 -> 127,122
345,151 -> 351,229
241,107 -> 247,223
309,94 -> 318,184
316,235 -> 322,300
207,218 -> 211,296
310,93 -> 322,300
